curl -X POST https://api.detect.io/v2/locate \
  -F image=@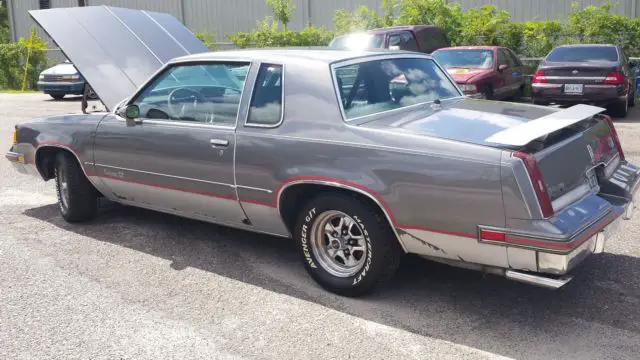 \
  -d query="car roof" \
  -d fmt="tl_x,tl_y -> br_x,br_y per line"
367,25 -> 439,33
554,44 -> 616,48
171,47 -> 428,64
435,46 -> 500,51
